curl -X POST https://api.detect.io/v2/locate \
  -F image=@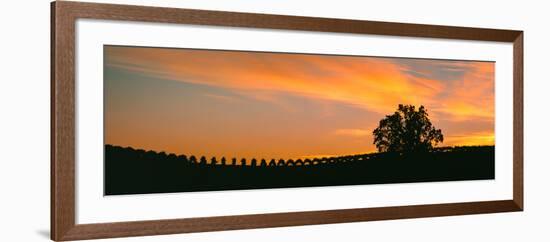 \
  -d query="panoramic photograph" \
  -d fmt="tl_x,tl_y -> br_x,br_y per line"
104,45 -> 495,195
